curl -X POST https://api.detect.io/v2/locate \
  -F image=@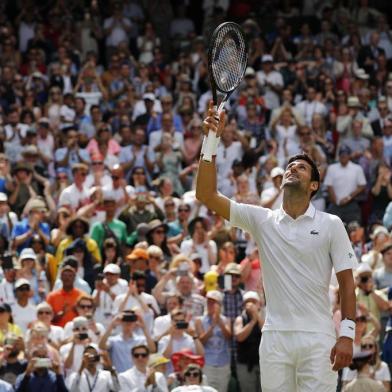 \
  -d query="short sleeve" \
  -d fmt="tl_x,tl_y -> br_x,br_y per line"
323,165 -> 334,187
329,215 -> 358,273
230,200 -> 271,235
